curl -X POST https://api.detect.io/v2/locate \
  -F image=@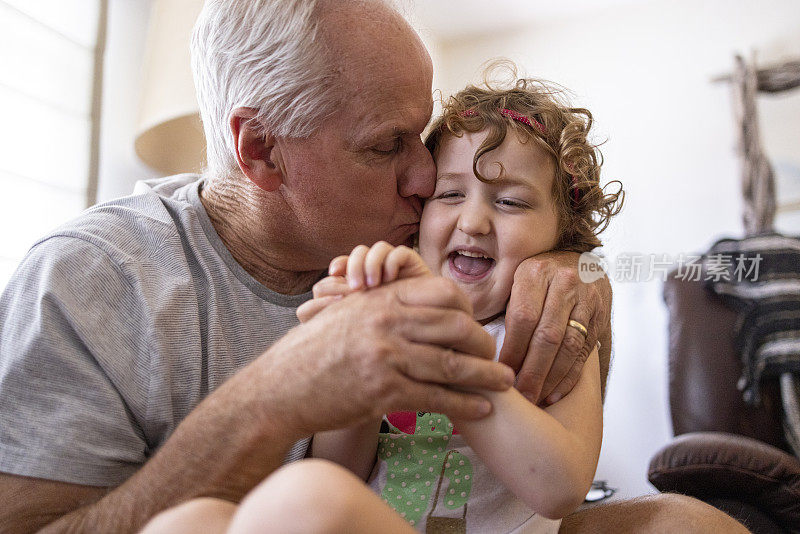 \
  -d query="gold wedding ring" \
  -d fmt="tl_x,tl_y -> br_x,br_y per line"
568,319 -> 588,337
